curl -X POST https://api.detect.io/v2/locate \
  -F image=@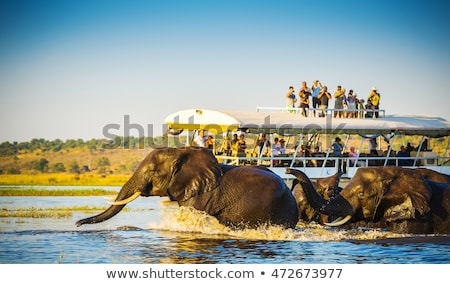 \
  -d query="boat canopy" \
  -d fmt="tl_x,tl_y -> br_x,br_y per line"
164,109 -> 450,137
